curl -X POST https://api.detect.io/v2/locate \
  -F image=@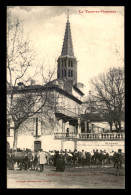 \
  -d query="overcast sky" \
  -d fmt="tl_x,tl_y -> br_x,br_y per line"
8,6 -> 124,95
